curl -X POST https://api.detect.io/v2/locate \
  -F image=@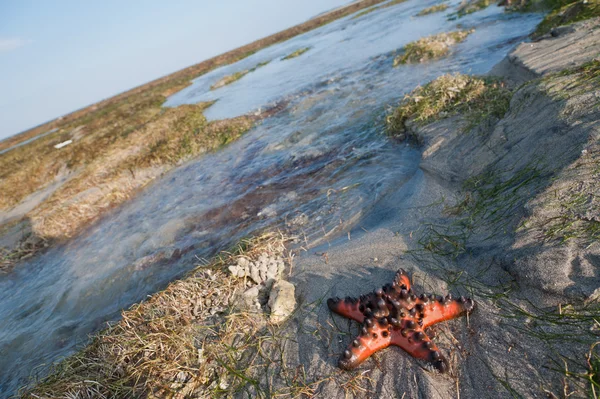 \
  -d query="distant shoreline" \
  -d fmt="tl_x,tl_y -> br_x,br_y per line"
0,0 -> 385,152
